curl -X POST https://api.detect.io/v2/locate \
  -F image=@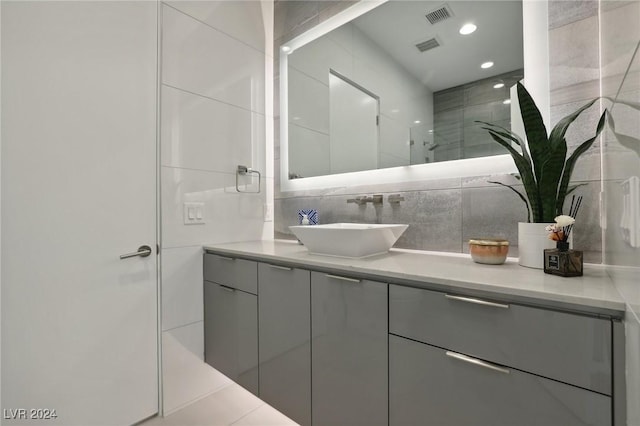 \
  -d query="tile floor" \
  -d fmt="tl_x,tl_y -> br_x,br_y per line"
143,379 -> 298,426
